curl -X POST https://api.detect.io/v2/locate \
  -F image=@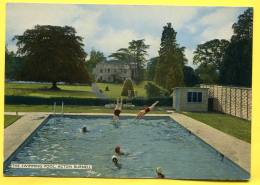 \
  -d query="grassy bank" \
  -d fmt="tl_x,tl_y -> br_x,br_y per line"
5,104 -> 170,114
5,83 -> 96,98
183,112 -> 251,143
4,115 -> 22,128
96,81 -> 147,98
